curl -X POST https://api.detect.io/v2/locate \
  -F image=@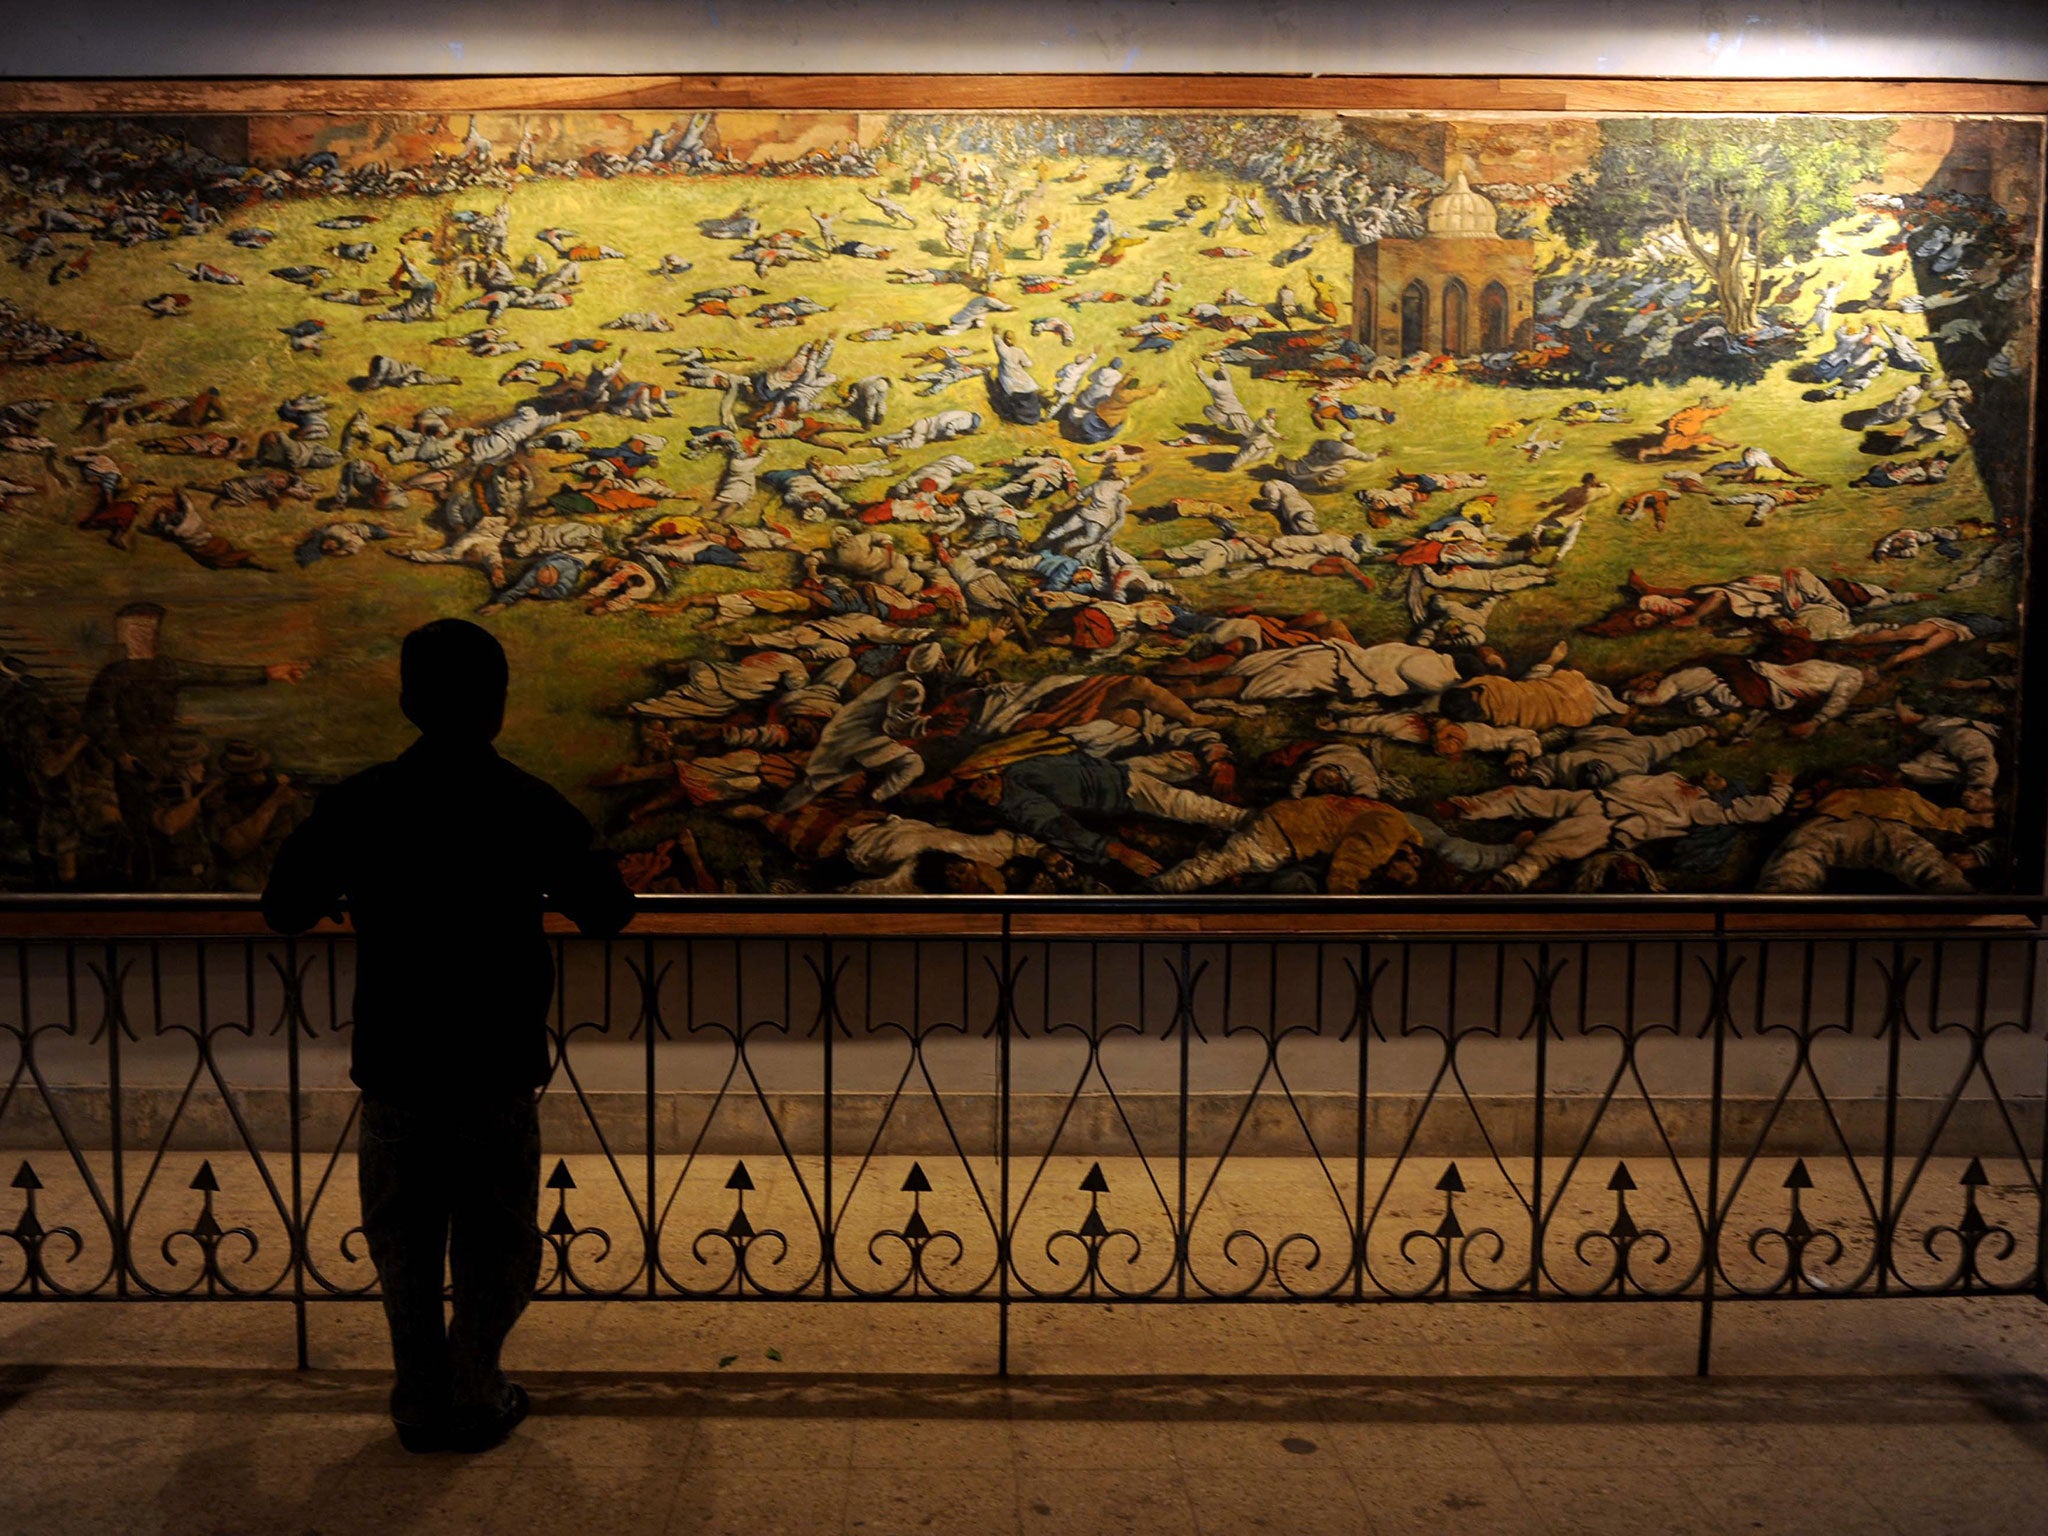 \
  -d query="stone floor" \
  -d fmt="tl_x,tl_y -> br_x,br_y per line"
3,1285 -> 2047,1535
2,1145 -> 2045,1533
